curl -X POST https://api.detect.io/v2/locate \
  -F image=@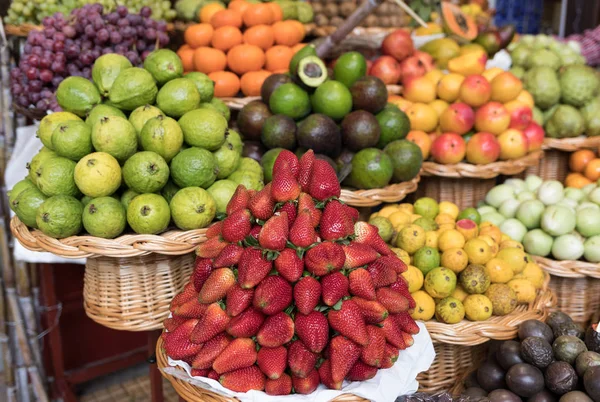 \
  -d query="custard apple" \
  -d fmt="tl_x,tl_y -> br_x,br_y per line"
524,66 -> 561,110
559,65 -> 600,107
527,48 -> 562,70
545,105 -> 585,138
